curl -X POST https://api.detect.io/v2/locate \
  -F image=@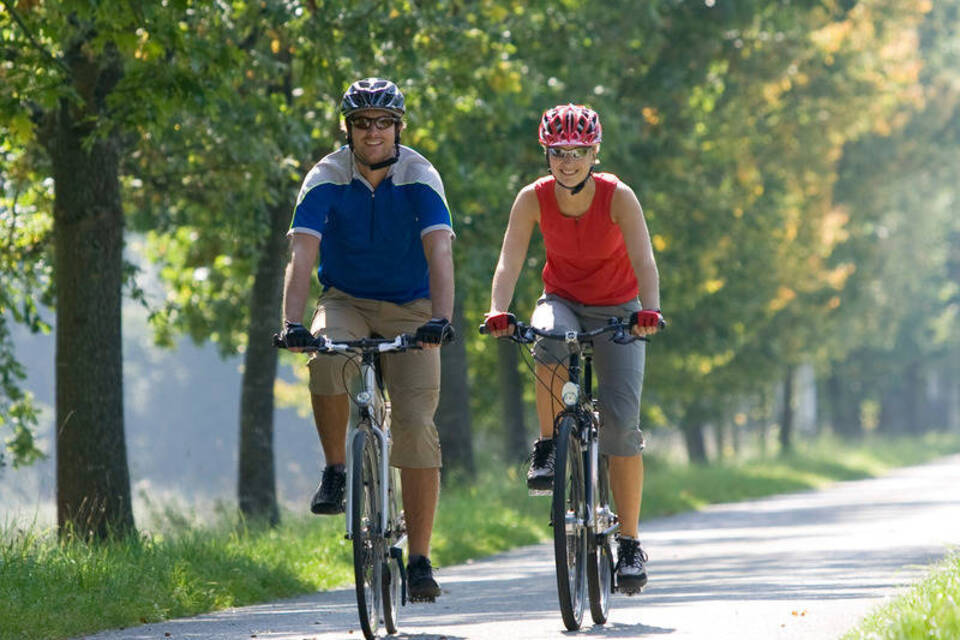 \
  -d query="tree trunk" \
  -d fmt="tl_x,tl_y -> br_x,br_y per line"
49,89 -> 134,541
904,362 -> 923,434
498,338 -> 528,462
780,366 -> 795,454
713,419 -> 726,461
436,298 -> 474,479
826,373 -> 863,439
680,401 -> 708,464
879,362 -> 922,435
237,202 -> 289,526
